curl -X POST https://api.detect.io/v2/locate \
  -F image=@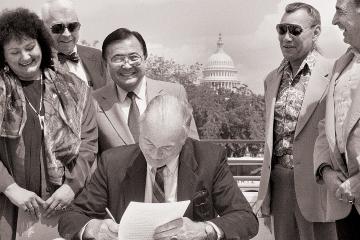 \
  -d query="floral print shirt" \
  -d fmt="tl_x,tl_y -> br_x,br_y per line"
273,51 -> 317,168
